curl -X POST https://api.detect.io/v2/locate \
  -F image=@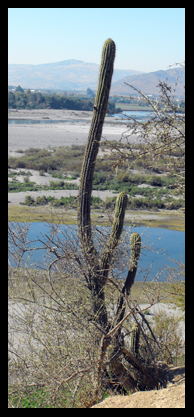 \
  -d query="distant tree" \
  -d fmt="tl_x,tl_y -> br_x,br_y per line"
107,100 -> 116,113
15,85 -> 24,93
87,88 -> 95,97
8,91 -> 16,108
